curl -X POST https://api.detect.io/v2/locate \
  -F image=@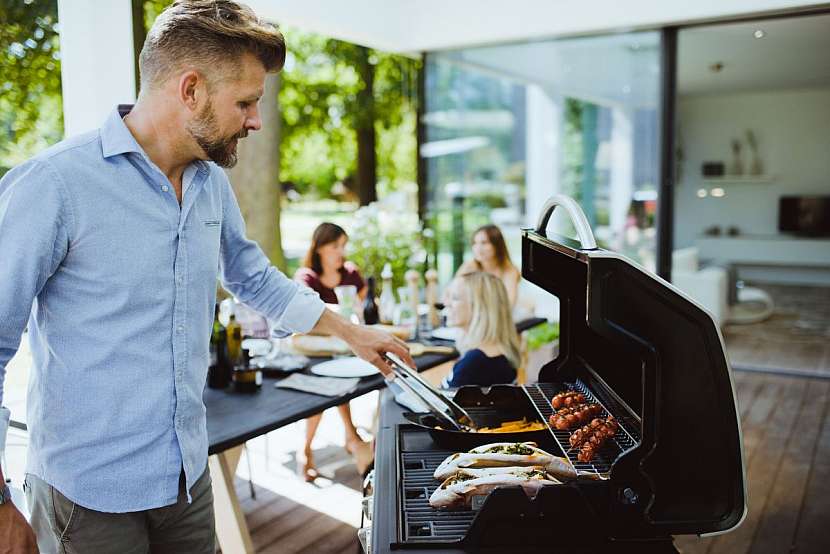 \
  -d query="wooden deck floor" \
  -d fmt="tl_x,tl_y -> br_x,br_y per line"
675,370 -> 830,554
235,370 -> 830,554
235,476 -> 361,554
